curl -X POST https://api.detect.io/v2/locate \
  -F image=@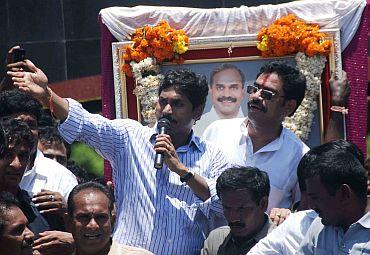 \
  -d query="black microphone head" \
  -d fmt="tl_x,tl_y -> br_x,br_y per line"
157,117 -> 171,131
